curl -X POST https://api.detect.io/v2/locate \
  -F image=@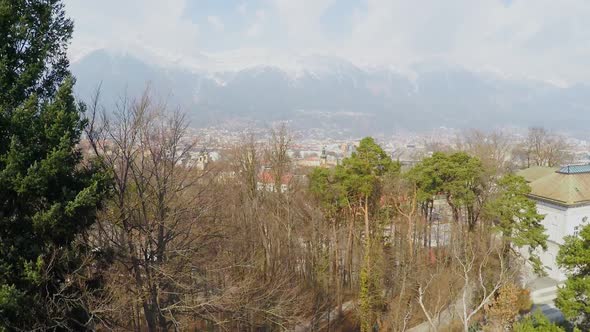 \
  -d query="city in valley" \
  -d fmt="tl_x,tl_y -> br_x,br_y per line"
3,1 -> 590,332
